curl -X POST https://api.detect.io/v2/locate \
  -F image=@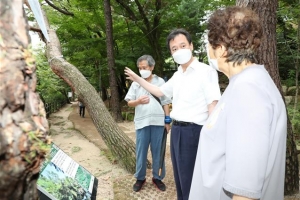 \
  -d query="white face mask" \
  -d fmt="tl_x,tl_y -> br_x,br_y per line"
139,70 -> 152,78
172,49 -> 192,65
207,44 -> 220,71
